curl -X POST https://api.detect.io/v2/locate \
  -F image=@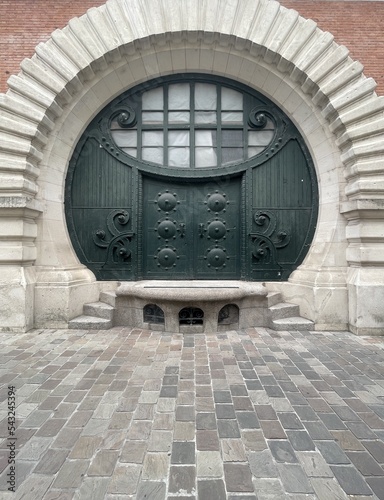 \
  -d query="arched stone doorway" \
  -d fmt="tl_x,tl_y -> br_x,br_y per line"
1,0 -> 383,334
